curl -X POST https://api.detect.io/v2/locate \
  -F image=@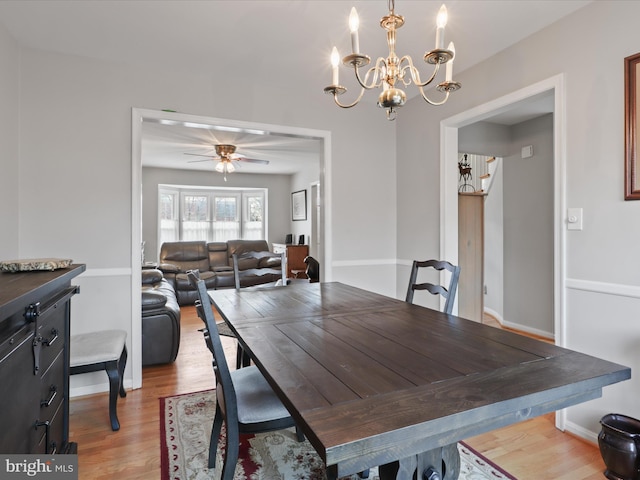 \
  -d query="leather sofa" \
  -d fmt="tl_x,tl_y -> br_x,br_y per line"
158,239 -> 283,305
141,269 -> 181,365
